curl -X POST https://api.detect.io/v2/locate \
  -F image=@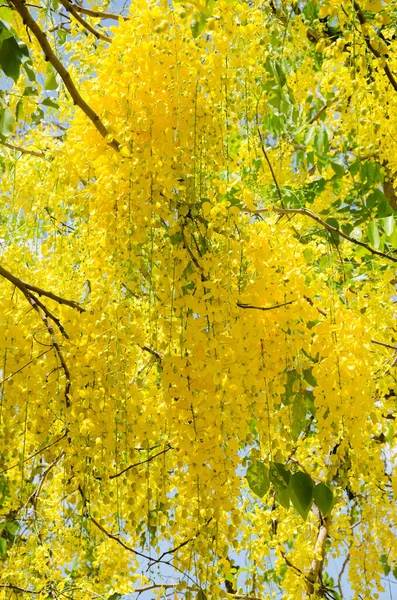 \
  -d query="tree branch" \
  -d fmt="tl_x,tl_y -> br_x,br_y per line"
0,264 -> 81,407
109,445 -> 172,479
237,300 -> 294,311
25,452 -> 65,518
68,2 -> 128,21
371,339 -> 397,351
9,0 -> 121,151
0,584 -> 41,594
306,517 -> 330,595
0,432 -> 68,474
257,127 -> 285,208
1,141 -> 46,158
59,0 -> 111,41
337,552 -> 350,599
140,345 -> 163,362
268,207 -> 397,263
0,264 -> 84,312
148,517 -> 212,565
353,1 -> 397,93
